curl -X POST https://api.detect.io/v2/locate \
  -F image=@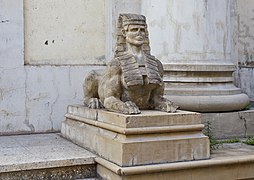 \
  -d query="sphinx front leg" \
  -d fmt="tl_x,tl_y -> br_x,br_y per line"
85,97 -> 104,109
103,96 -> 140,114
151,85 -> 179,113
83,70 -> 104,109
153,96 -> 179,113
